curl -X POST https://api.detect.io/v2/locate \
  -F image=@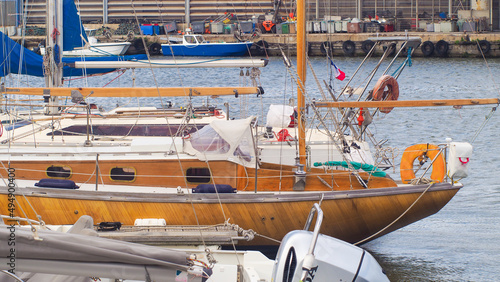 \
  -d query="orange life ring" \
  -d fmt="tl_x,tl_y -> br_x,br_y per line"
372,75 -> 399,114
400,144 -> 445,184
